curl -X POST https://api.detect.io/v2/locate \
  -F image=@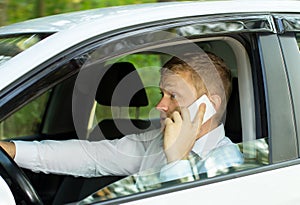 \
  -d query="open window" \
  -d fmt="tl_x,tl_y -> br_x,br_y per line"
74,32 -> 269,203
